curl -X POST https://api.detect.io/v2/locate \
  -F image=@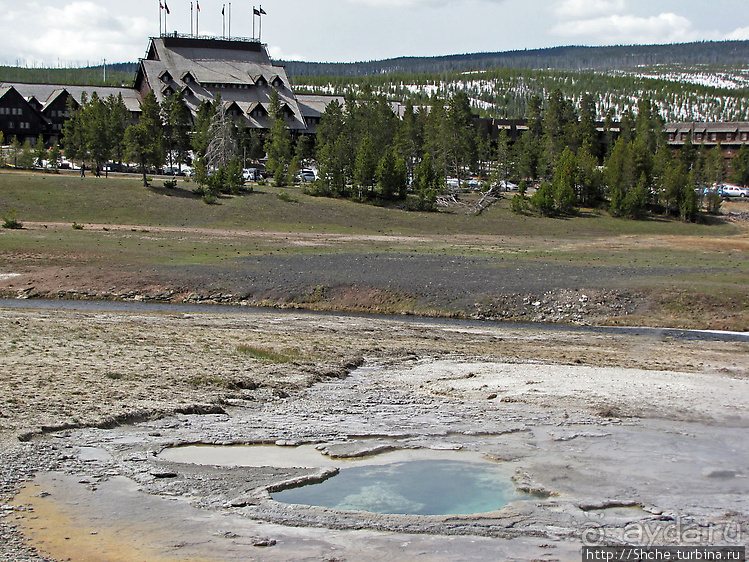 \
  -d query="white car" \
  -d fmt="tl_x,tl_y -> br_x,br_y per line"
719,184 -> 749,198
495,180 -> 519,191
298,169 -> 316,182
